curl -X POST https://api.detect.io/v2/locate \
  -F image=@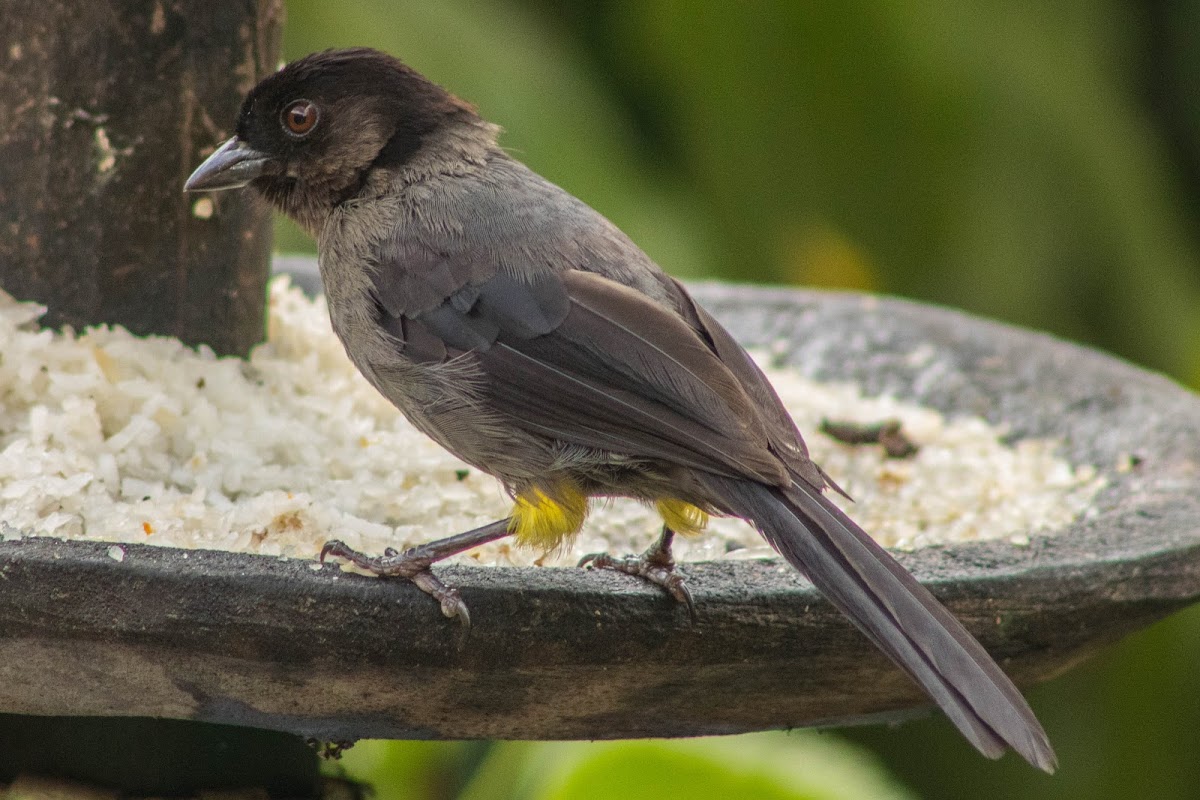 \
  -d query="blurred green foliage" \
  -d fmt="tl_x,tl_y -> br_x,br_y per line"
283,1 -> 1200,797
329,734 -> 916,800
